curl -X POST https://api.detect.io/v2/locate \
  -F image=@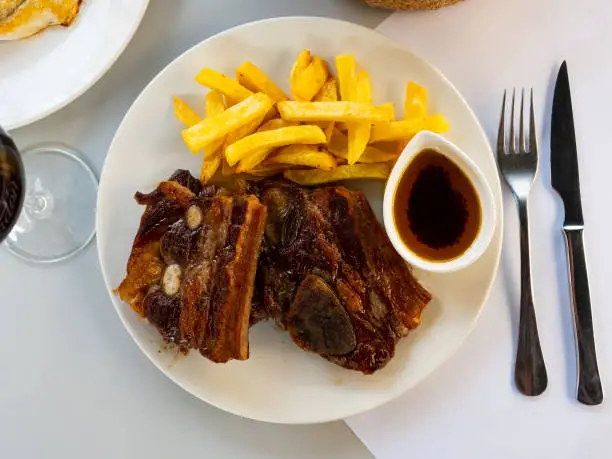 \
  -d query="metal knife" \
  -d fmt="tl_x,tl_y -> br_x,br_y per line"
551,61 -> 603,405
